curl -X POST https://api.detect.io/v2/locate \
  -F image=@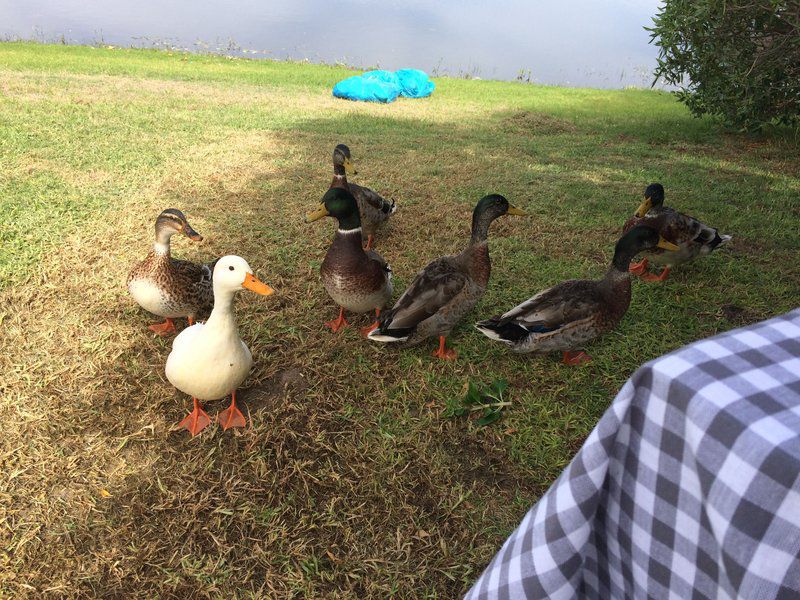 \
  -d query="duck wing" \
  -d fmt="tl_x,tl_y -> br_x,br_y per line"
171,257 -> 215,312
377,257 -> 467,336
496,280 -> 603,331
351,182 -> 396,221
627,208 -> 730,254
365,249 -> 392,276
